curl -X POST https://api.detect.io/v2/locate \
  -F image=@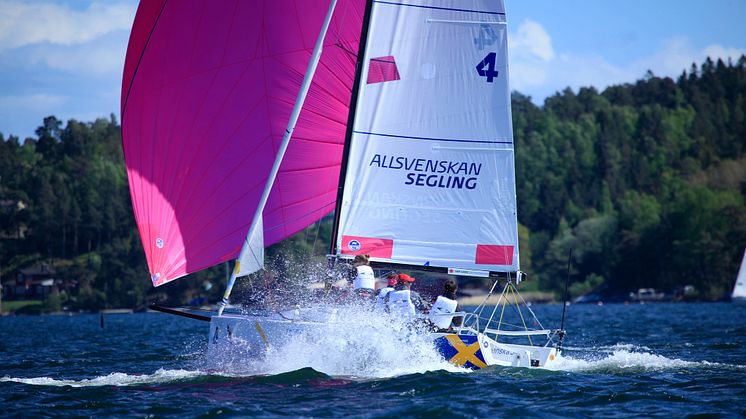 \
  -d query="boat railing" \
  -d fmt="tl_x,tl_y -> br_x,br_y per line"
481,325 -> 564,348
452,312 -> 480,335
483,327 -> 552,337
